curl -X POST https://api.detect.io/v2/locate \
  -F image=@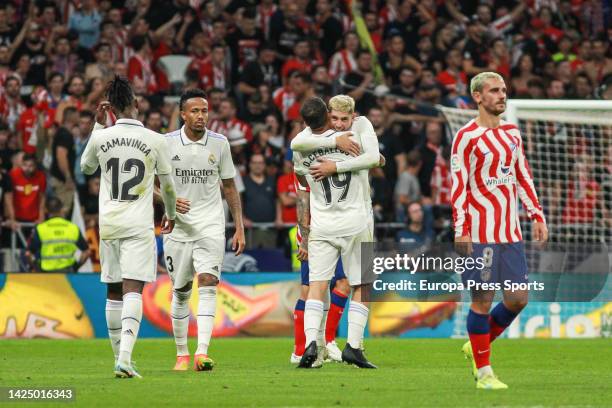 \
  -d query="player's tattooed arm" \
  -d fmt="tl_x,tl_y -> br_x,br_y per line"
295,174 -> 310,261
222,178 -> 246,255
